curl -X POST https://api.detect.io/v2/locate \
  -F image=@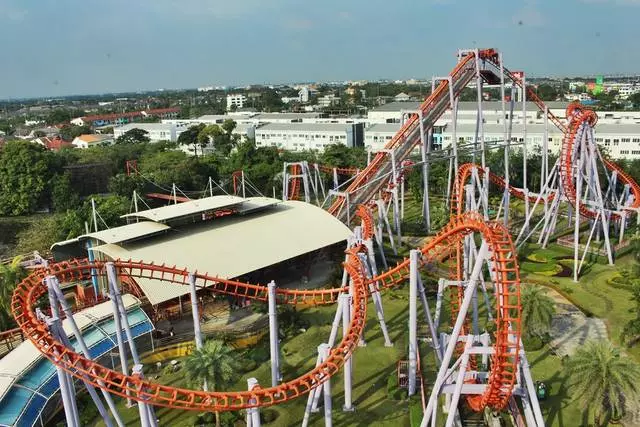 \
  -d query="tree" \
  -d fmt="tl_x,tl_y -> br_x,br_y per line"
520,284 -> 556,338
568,341 -> 640,424
116,128 -> 150,144
177,123 -> 206,157
183,340 -> 237,427
0,257 -> 25,331
629,92 -> 640,110
0,140 -> 56,215
534,84 -> 559,101
108,173 -> 146,198
620,277 -> 640,346
59,124 -> 91,141
46,109 -> 73,125
198,121 -> 239,157
51,172 -> 80,212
